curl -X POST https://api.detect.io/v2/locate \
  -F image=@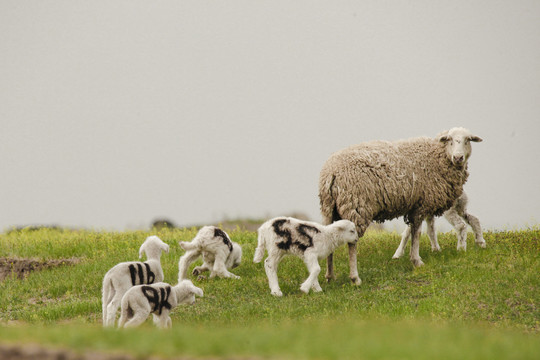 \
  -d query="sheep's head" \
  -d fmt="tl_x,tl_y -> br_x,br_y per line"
438,127 -> 482,167
227,242 -> 243,269
174,280 -> 204,305
333,220 -> 358,244
139,235 -> 170,260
